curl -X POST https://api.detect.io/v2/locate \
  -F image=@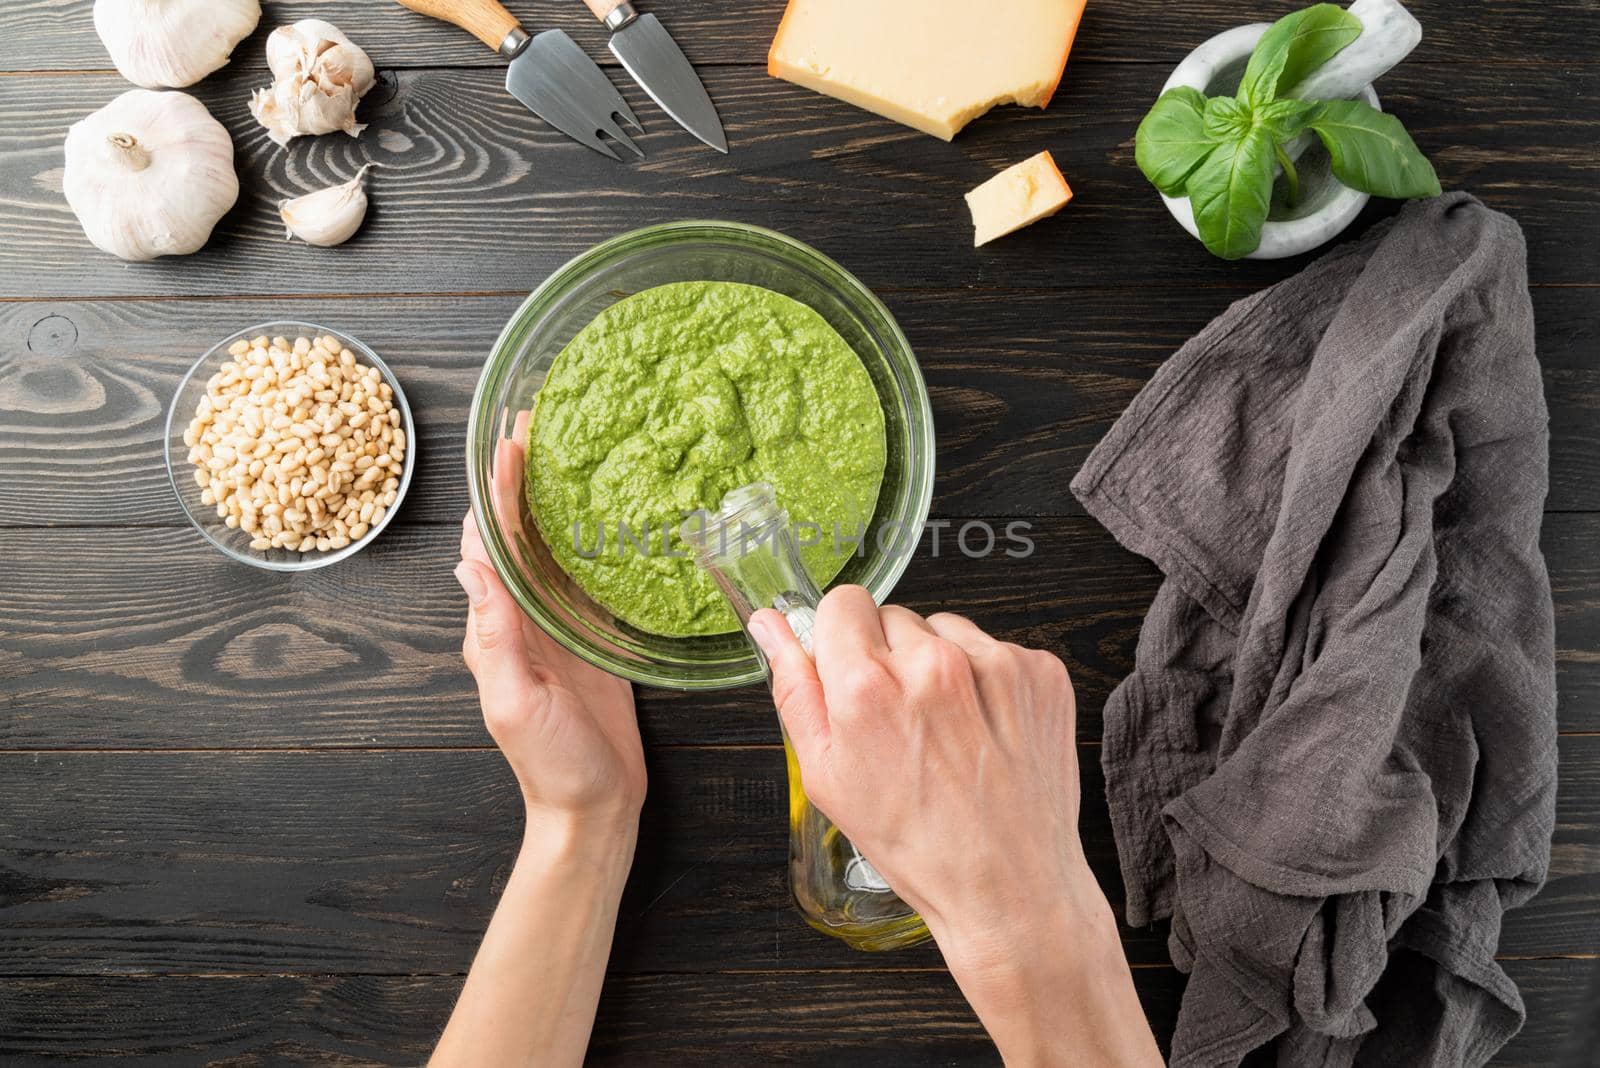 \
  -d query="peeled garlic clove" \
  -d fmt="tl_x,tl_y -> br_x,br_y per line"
93,0 -> 261,90
250,20 -> 376,147
63,89 -> 239,261
280,165 -> 375,247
